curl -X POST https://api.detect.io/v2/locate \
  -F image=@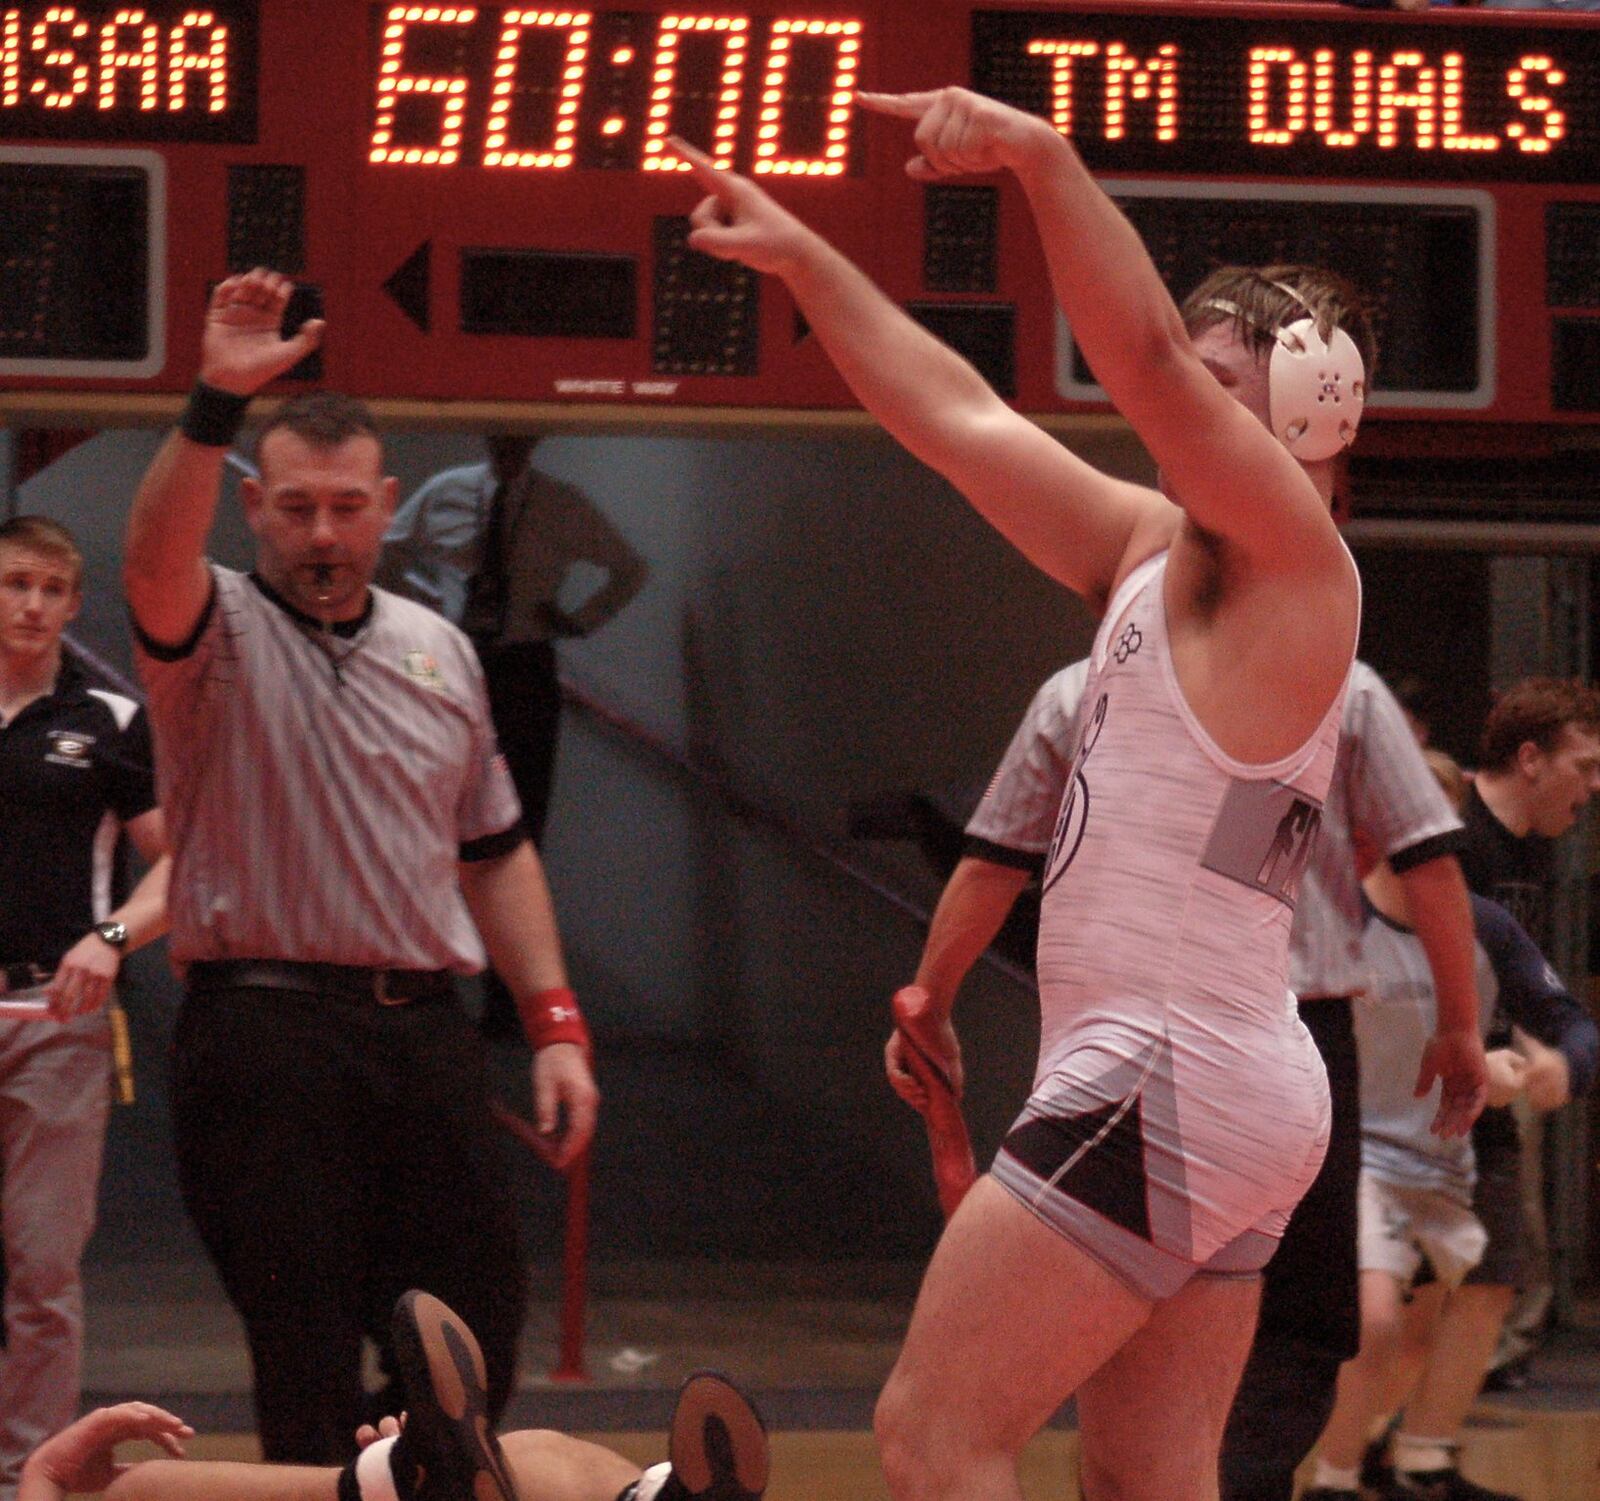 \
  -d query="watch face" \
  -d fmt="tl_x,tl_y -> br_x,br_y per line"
96,922 -> 129,949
